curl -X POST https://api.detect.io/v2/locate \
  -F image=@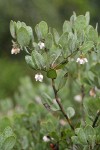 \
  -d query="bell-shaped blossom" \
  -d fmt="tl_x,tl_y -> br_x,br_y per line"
35,73 -> 43,82
38,41 -> 45,49
76,57 -> 88,64
43,136 -> 50,142
74,94 -> 82,102
43,135 -> 54,142
11,48 -> 20,54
